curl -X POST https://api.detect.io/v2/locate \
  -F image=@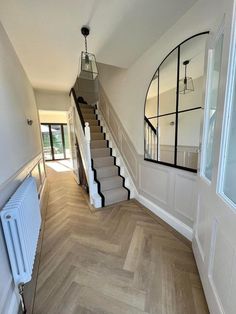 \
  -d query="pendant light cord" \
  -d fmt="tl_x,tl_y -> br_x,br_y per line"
85,36 -> 88,54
